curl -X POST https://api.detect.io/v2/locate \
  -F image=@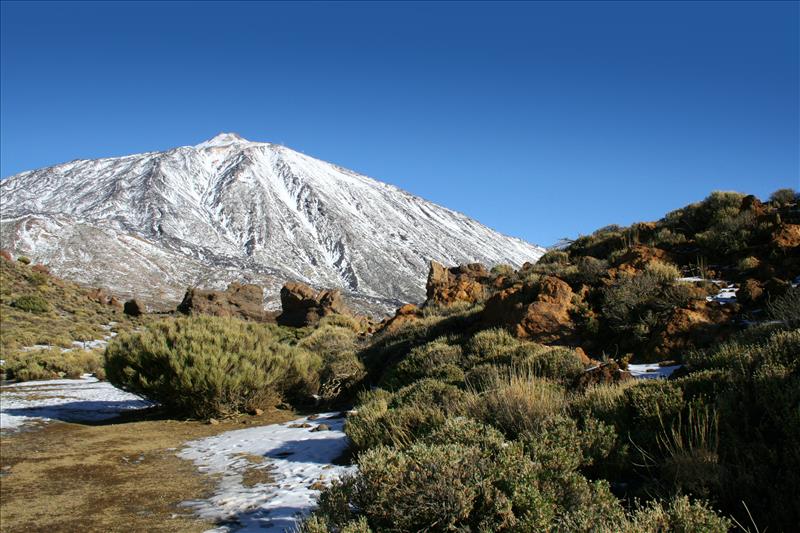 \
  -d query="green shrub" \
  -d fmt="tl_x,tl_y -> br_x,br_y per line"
3,348 -> 104,381
298,325 -> 365,400
626,495 -> 731,533
381,338 -> 463,389
517,345 -> 586,381
12,294 -> 51,314
490,263 -> 515,277
16,256 -> 31,265
471,372 -> 566,438
769,187 -> 798,206
311,436 -> 627,532
538,250 -> 570,264
465,328 -> 520,366
644,260 -> 681,283
105,316 -> 322,418
318,313 -> 363,332
346,380 -> 472,450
